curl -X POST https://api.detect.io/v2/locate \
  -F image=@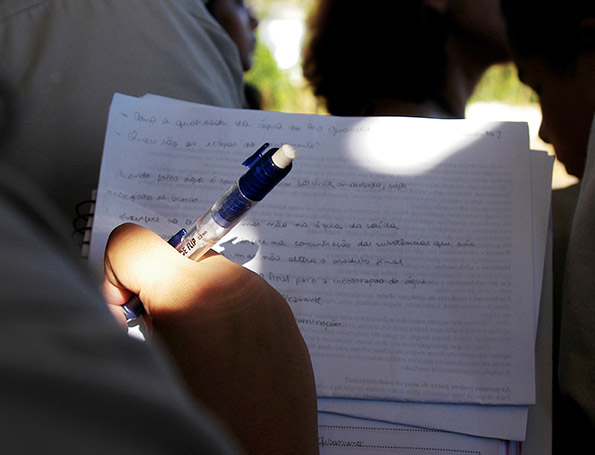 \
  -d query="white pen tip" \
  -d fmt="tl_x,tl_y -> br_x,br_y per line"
272,144 -> 297,169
